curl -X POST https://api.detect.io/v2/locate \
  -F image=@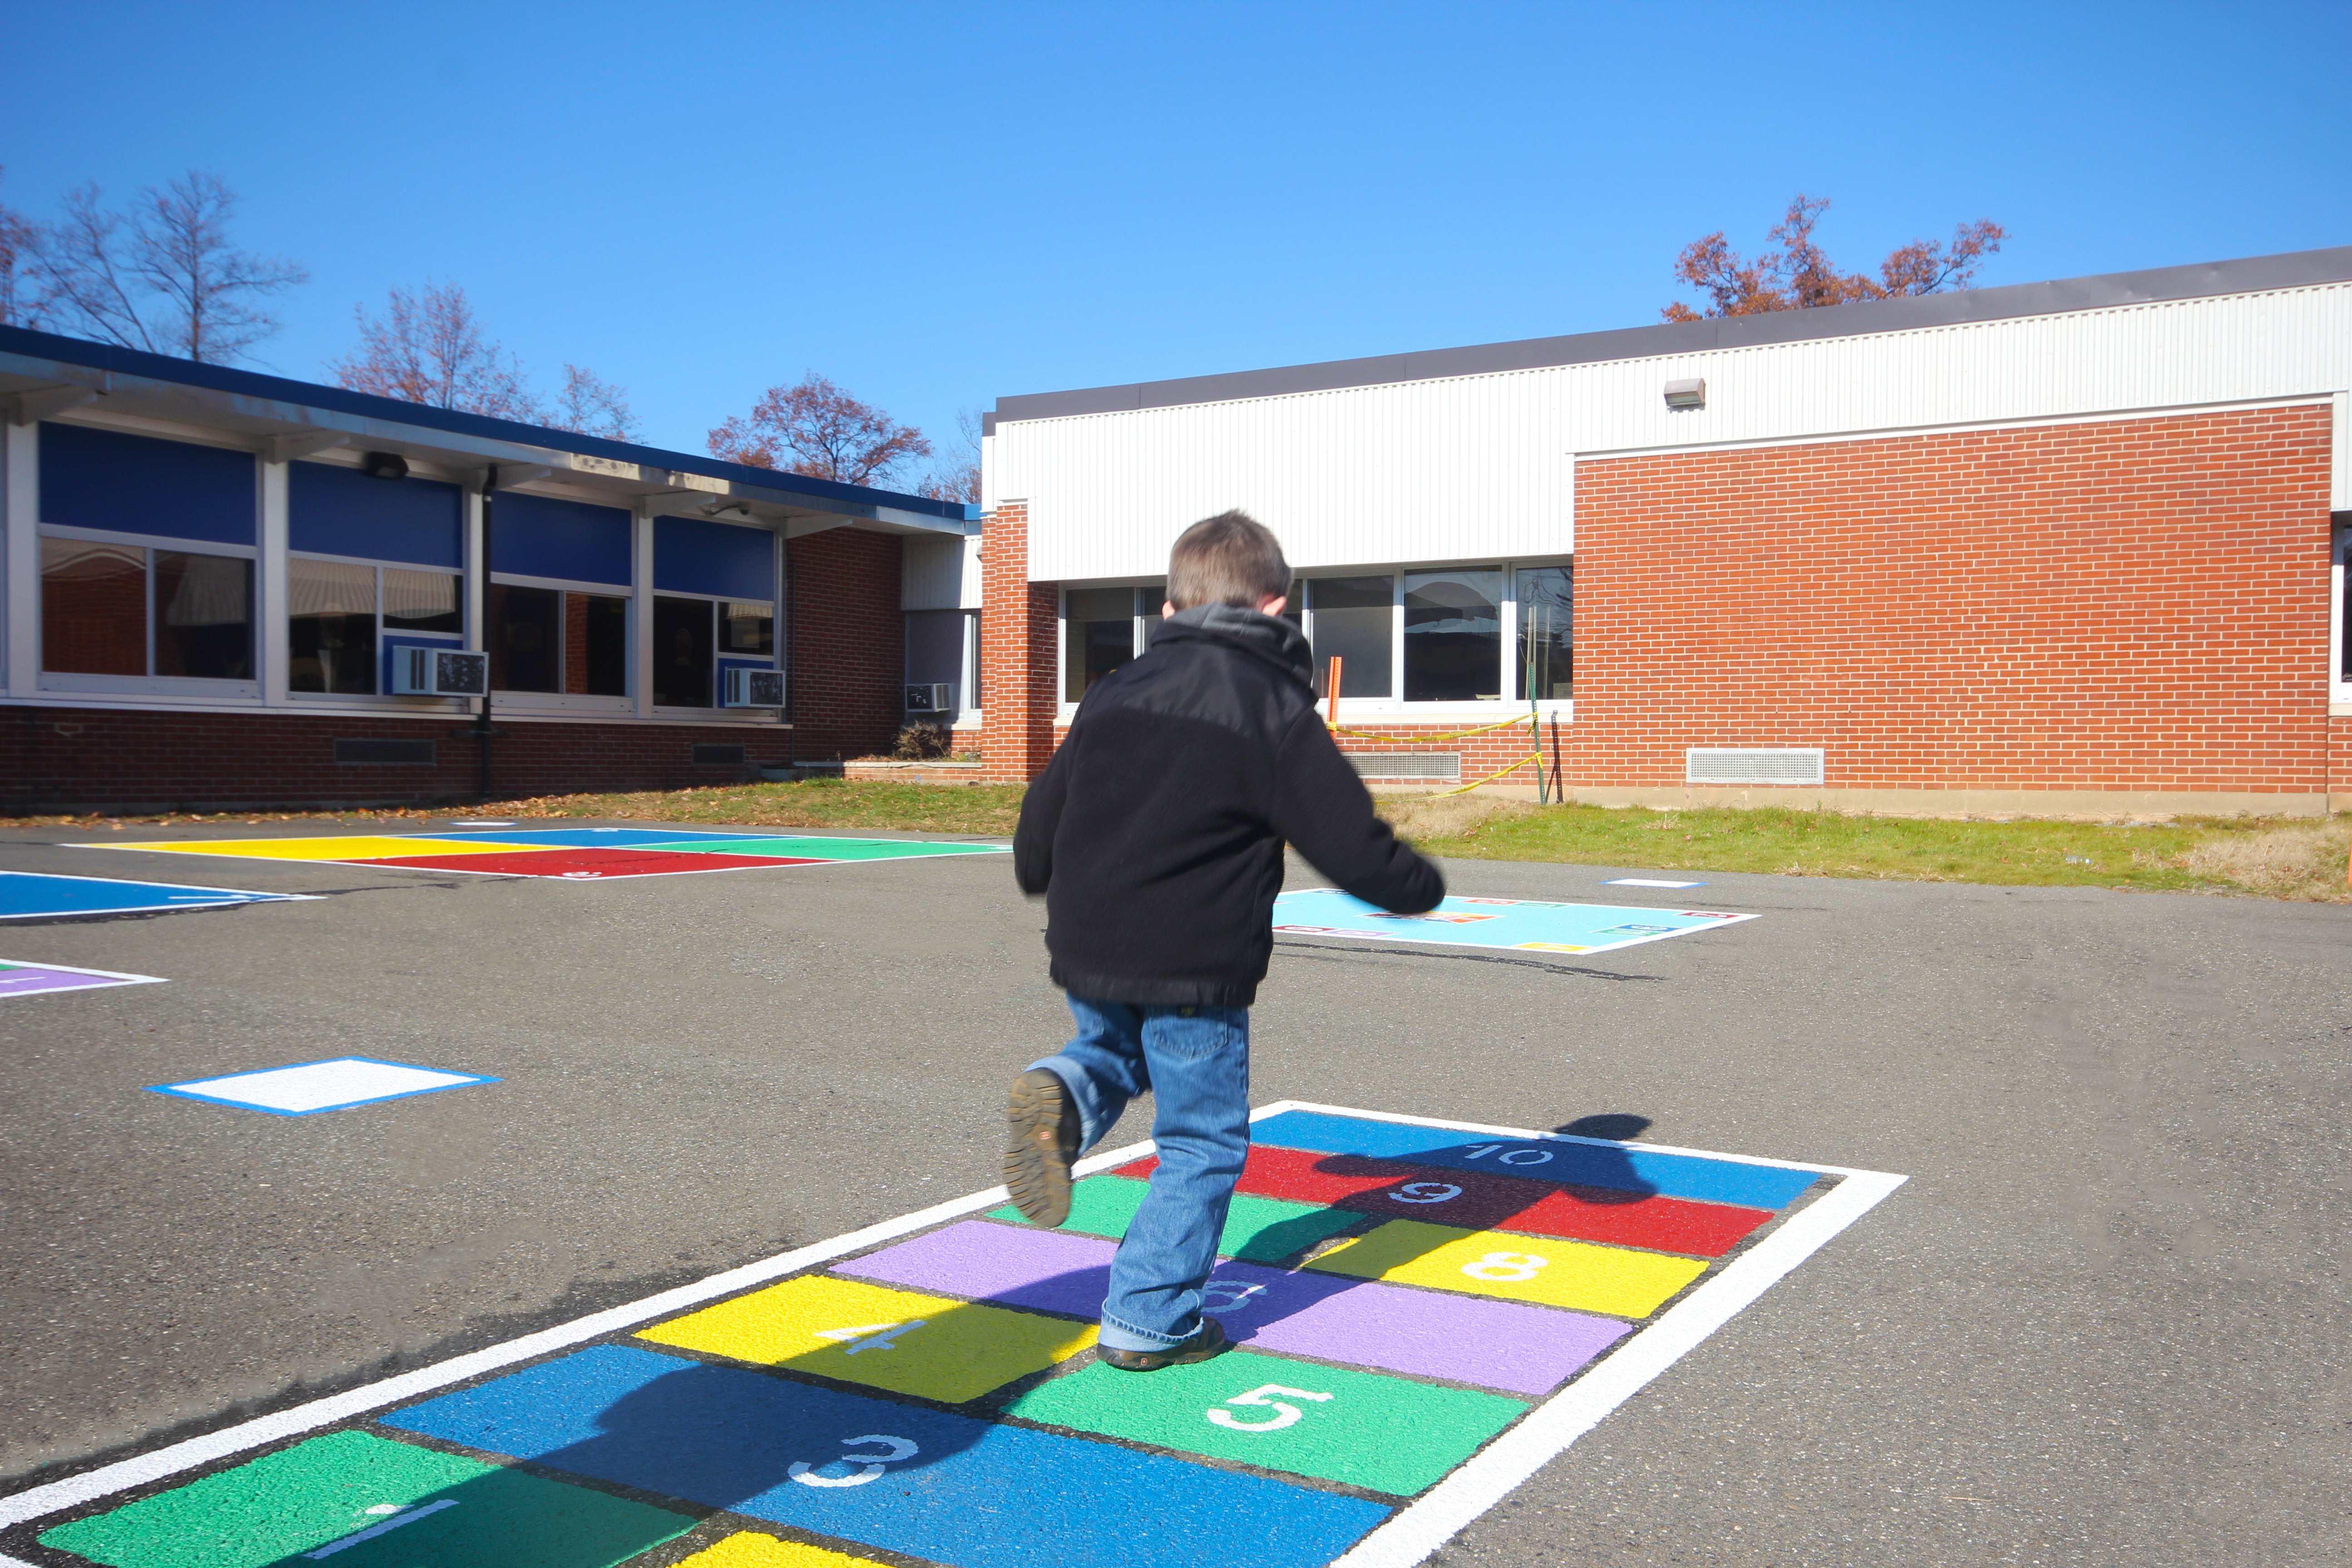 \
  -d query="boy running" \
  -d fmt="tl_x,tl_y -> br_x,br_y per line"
1004,509 -> 1443,1370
